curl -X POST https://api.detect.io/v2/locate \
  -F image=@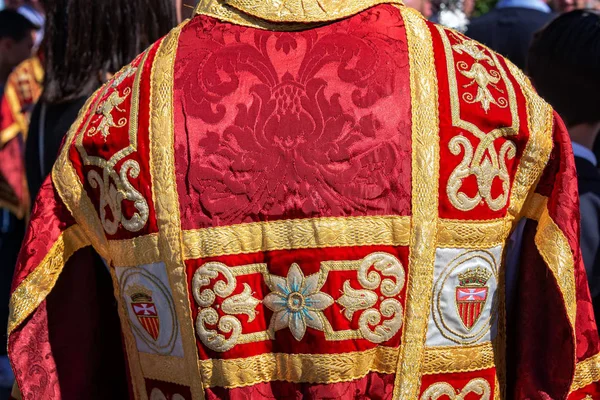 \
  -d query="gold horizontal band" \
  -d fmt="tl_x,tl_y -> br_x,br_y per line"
182,216 -> 411,260
194,343 -> 496,390
571,353 -> 600,393
198,346 -> 398,389
106,216 -> 516,267
8,225 -> 90,334
421,343 -> 495,375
